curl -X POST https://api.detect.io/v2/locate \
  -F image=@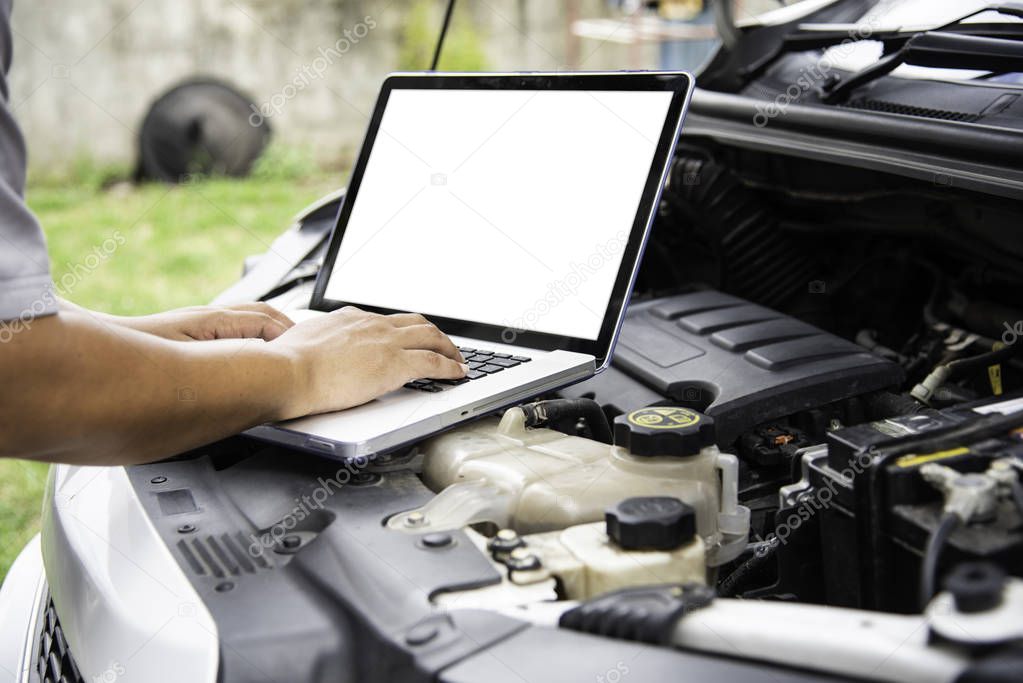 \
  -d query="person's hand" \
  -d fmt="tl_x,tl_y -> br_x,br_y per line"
117,303 -> 294,341
272,306 -> 468,417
